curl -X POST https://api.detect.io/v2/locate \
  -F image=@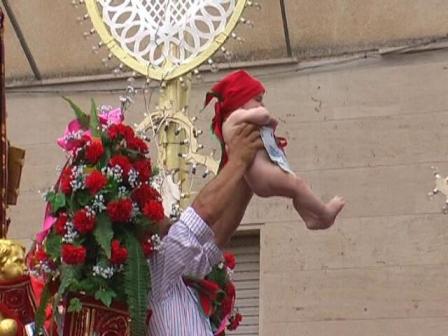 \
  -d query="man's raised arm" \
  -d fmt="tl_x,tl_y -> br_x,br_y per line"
192,123 -> 263,248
